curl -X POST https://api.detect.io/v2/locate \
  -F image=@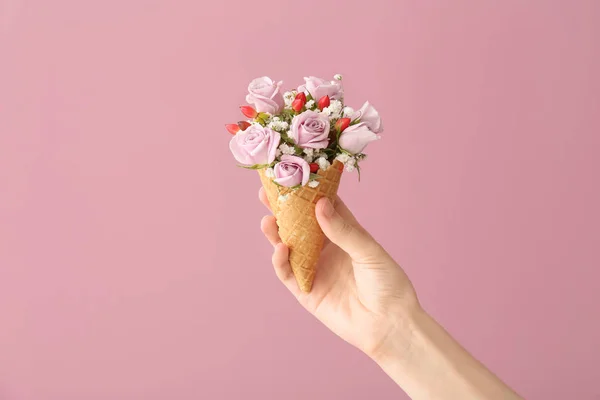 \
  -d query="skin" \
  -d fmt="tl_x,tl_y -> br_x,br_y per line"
259,188 -> 524,400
